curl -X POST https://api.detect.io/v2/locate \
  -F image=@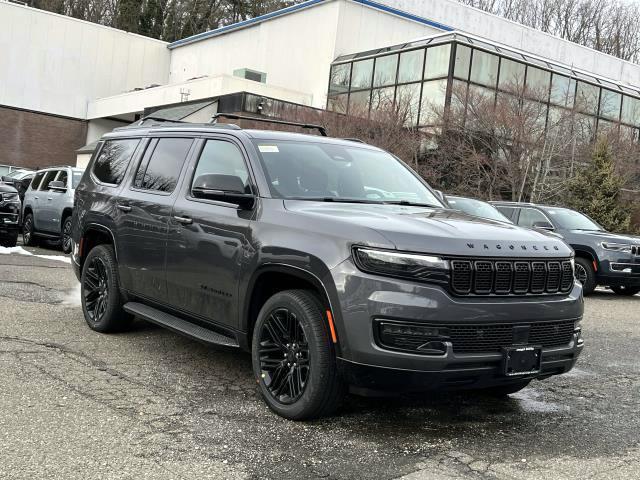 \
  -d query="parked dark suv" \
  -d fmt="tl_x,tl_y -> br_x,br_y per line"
71,119 -> 584,419
493,202 -> 640,296
0,182 -> 20,247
